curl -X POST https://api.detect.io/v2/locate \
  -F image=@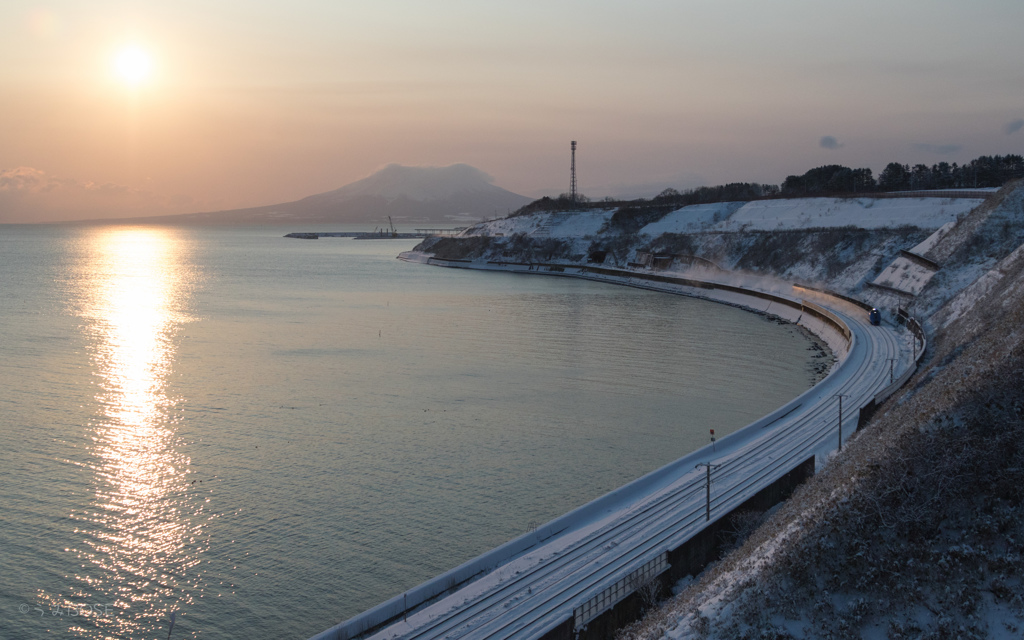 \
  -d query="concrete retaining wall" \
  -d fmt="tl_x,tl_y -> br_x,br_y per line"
559,456 -> 817,640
